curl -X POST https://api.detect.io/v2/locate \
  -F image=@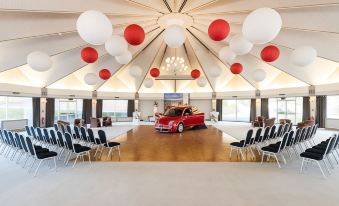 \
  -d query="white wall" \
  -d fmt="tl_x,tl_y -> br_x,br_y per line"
190,99 -> 212,120
138,100 -> 164,121
326,119 -> 339,130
